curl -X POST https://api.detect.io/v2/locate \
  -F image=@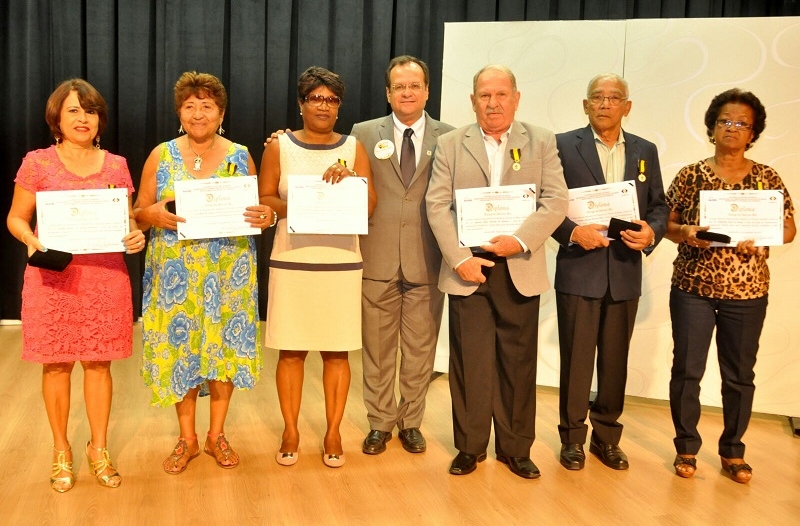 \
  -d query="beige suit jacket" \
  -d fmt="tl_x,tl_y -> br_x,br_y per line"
352,113 -> 454,283
426,121 -> 568,297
